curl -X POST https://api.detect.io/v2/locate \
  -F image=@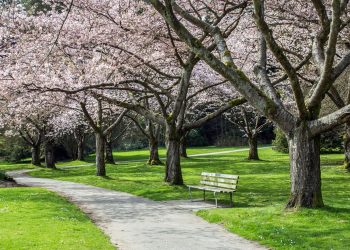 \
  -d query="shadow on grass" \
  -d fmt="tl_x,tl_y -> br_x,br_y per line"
101,176 -> 115,180
320,205 -> 350,214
